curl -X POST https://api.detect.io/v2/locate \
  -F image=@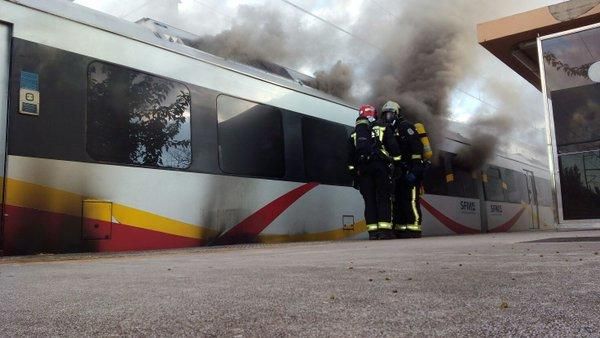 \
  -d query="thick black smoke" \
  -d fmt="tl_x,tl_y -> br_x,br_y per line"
186,4 -> 356,99
304,61 -> 353,100
188,5 -> 290,66
363,1 -> 474,162
454,115 -> 514,170
177,0 -> 552,168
